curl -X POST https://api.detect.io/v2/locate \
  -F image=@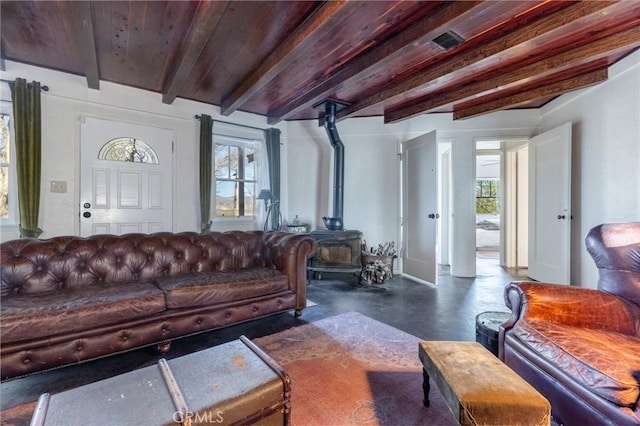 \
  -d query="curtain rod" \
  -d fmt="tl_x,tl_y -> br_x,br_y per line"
0,78 -> 49,91
194,115 -> 266,131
